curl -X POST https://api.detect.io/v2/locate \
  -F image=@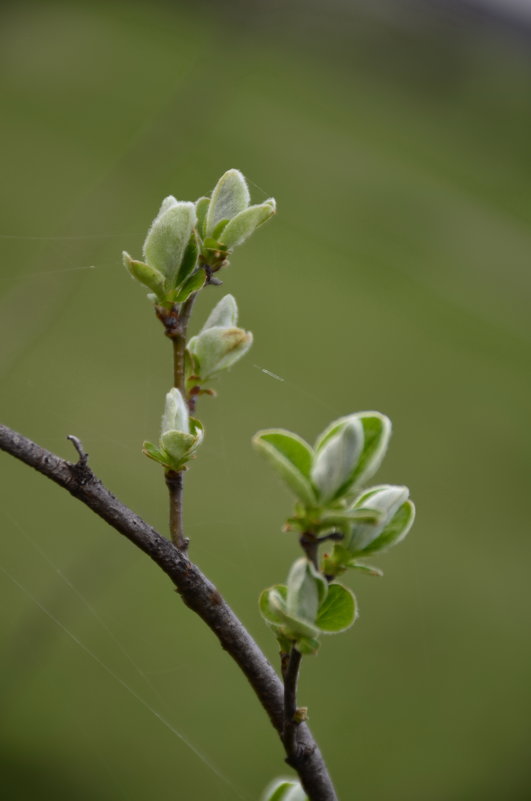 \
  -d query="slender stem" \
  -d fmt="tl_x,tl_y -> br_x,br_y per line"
300,531 -> 319,569
165,469 -> 187,550
157,293 -> 198,549
283,646 -> 303,755
0,425 -> 338,801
